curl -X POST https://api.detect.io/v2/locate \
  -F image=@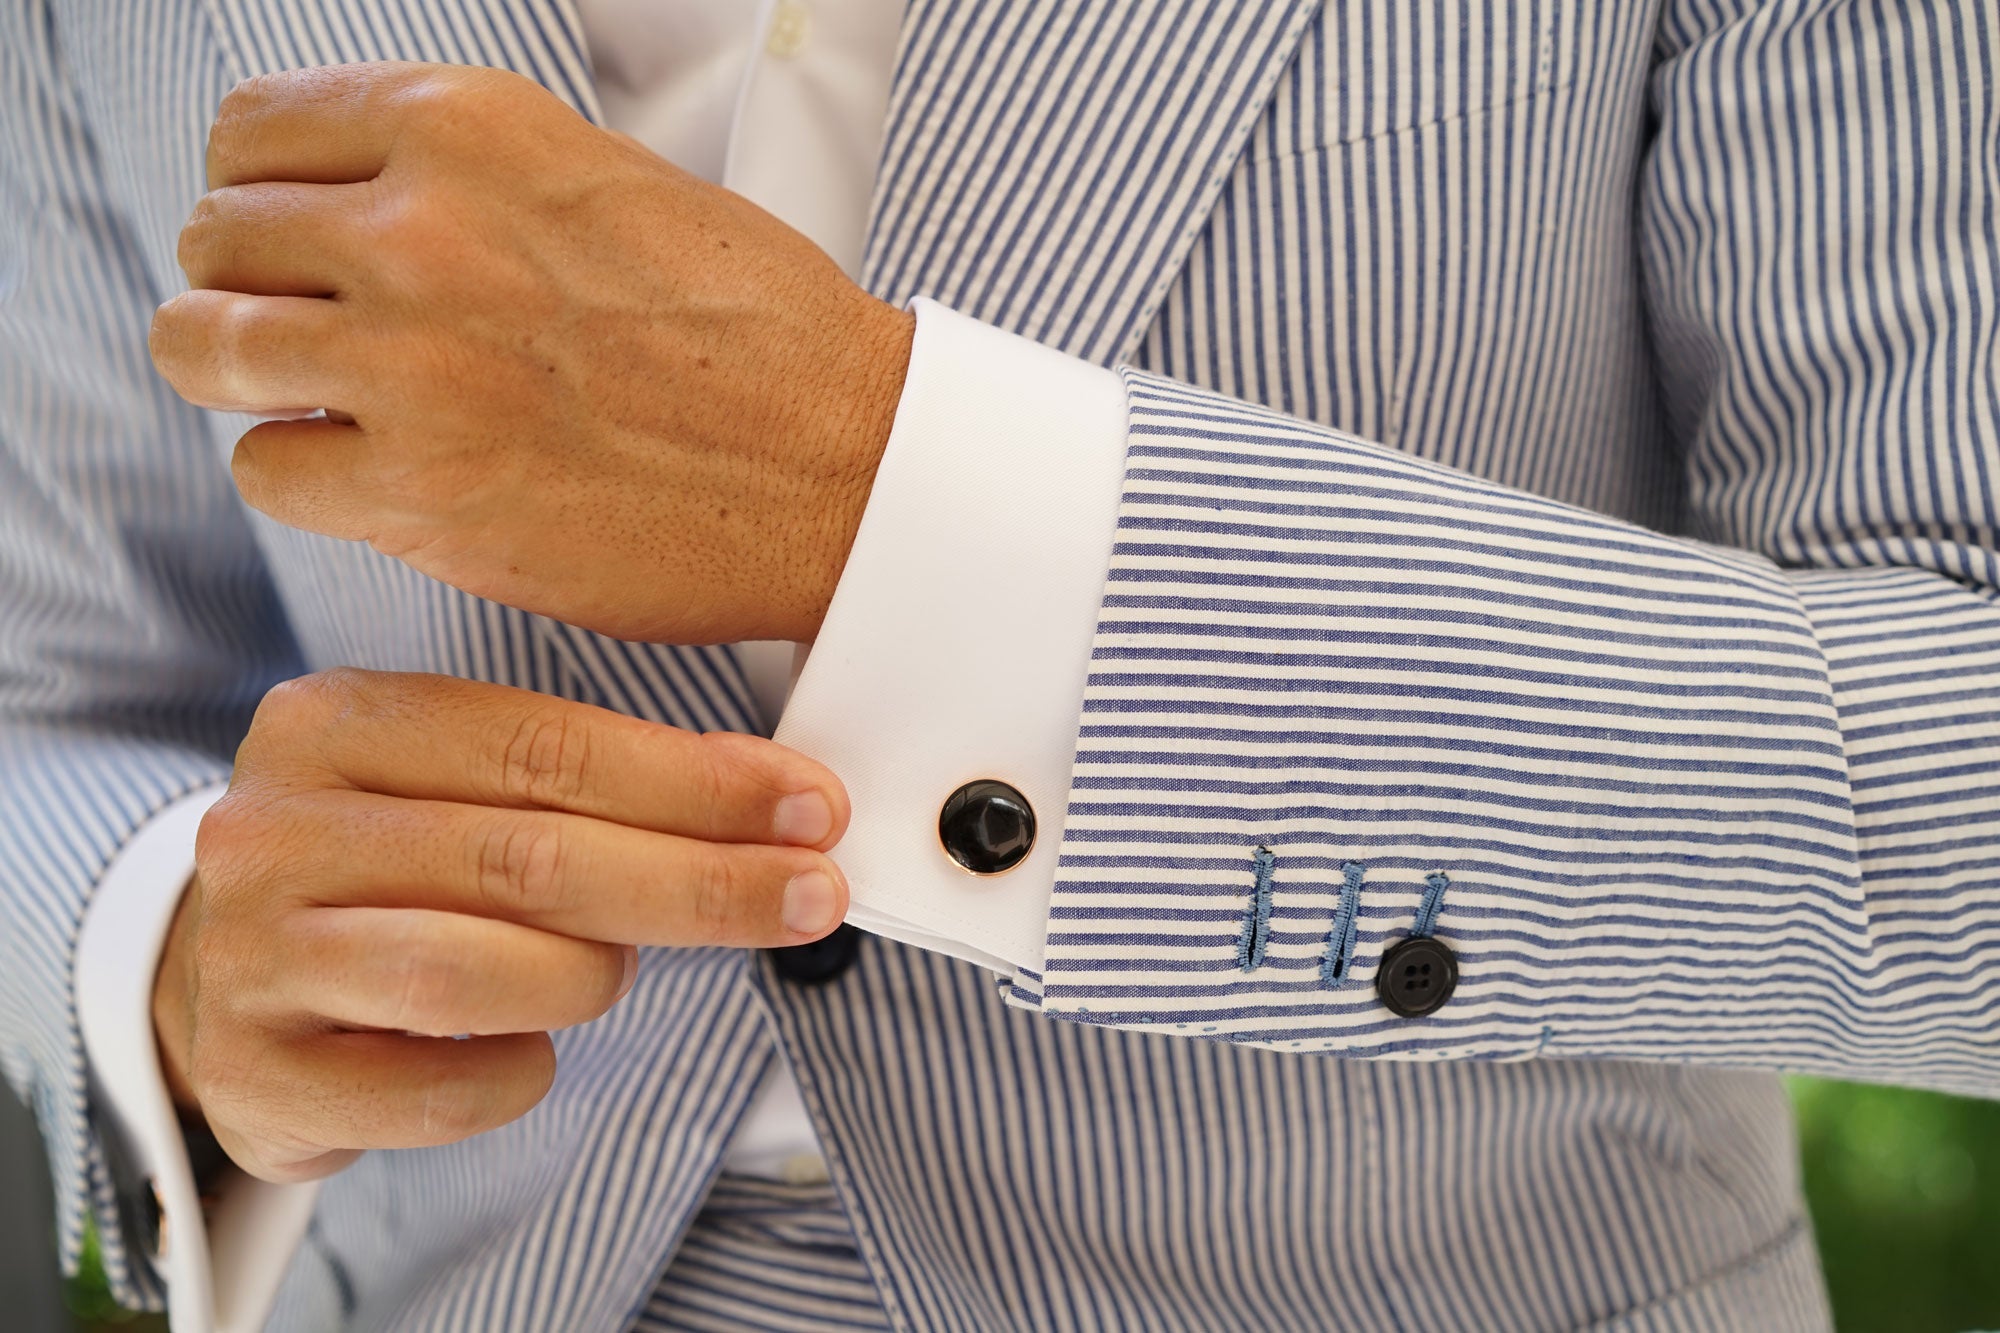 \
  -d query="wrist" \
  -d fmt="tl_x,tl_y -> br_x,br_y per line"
785,298 -> 915,642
